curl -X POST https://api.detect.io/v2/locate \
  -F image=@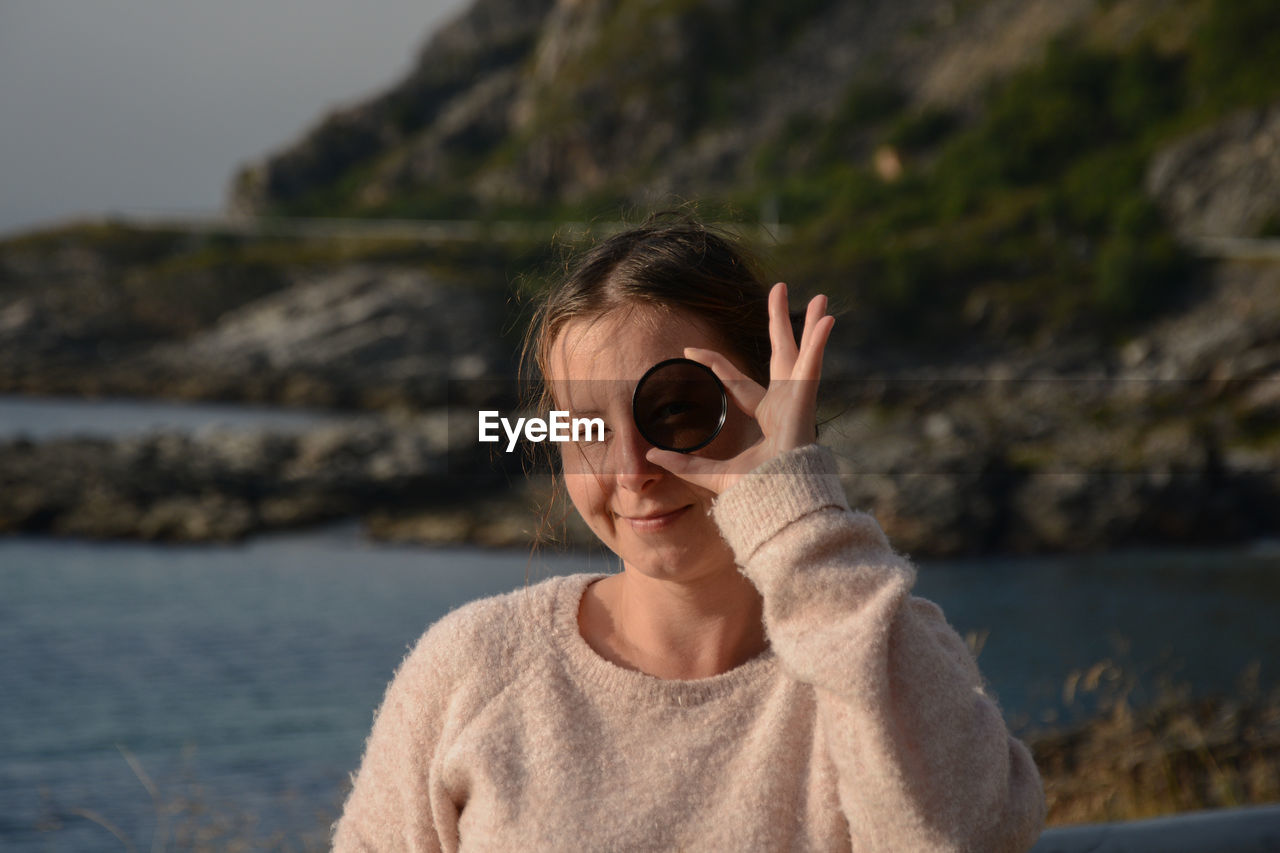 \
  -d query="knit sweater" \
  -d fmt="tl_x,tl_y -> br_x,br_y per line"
331,445 -> 1046,851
